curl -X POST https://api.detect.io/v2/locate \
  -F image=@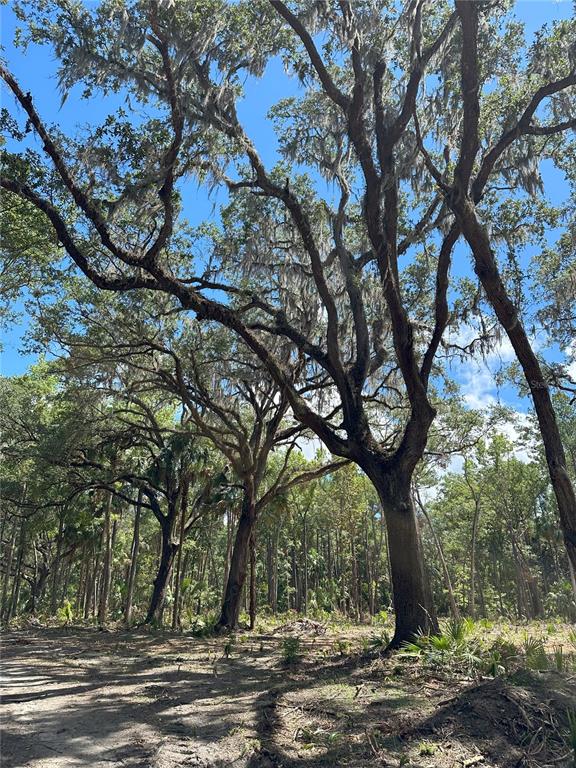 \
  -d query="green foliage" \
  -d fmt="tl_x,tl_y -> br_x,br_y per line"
522,636 -> 548,671
223,635 -> 236,658
418,741 -> 437,756
281,637 -> 302,664
367,630 -> 391,653
566,709 -> 576,764
333,638 -> 351,656
57,600 -> 74,625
